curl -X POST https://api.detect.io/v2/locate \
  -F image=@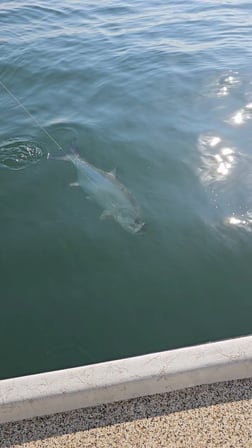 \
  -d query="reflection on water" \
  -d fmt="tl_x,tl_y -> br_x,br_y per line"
229,102 -> 252,126
199,70 -> 252,232
199,131 -> 252,231
216,71 -> 240,97
0,138 -> 47,170
226,214 -> 252,228
198,134 -> 236,184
